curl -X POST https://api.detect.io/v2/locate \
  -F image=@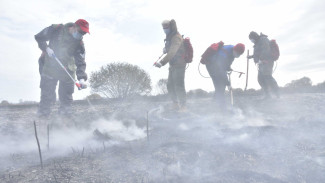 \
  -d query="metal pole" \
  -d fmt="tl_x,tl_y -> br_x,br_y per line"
146,111 -> 149,142
245,50 -> 250,91
228,72 -> 234,106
